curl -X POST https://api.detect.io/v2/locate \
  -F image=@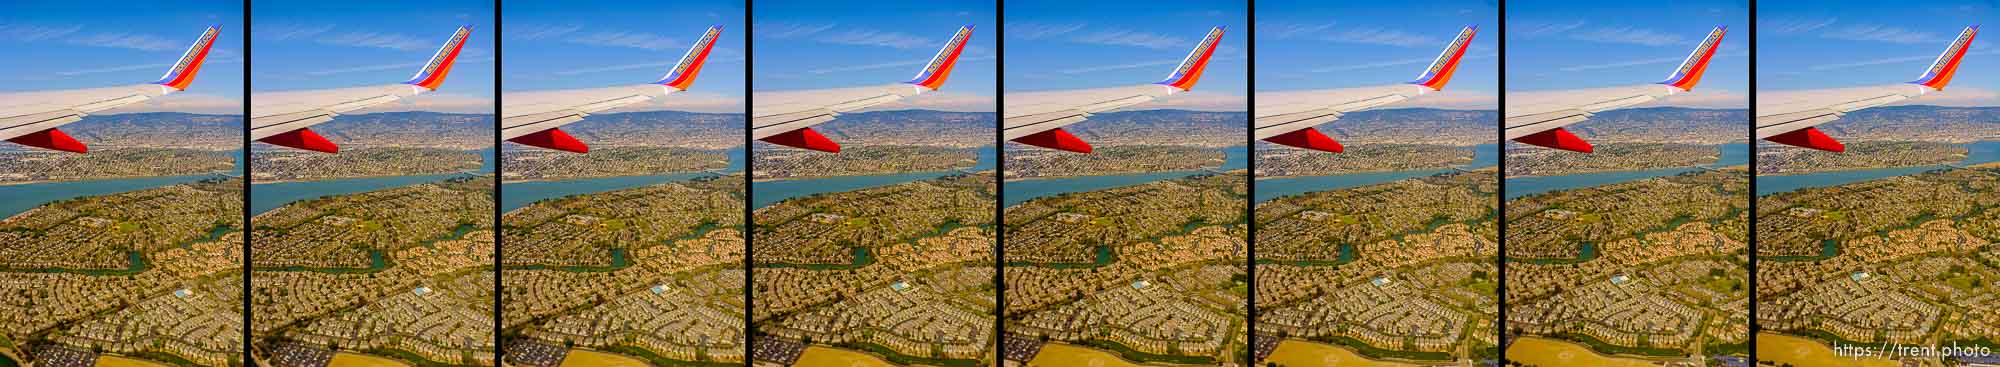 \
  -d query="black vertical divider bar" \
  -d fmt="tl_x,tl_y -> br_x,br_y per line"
240,0 -> 254,365
1745,2 -> 1759,364
1494,0 -> 1509,364
491,0 -> 505,361
742,1 -> 757,365
1243,0 -> 1258,363
992,1 -> 1007,365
